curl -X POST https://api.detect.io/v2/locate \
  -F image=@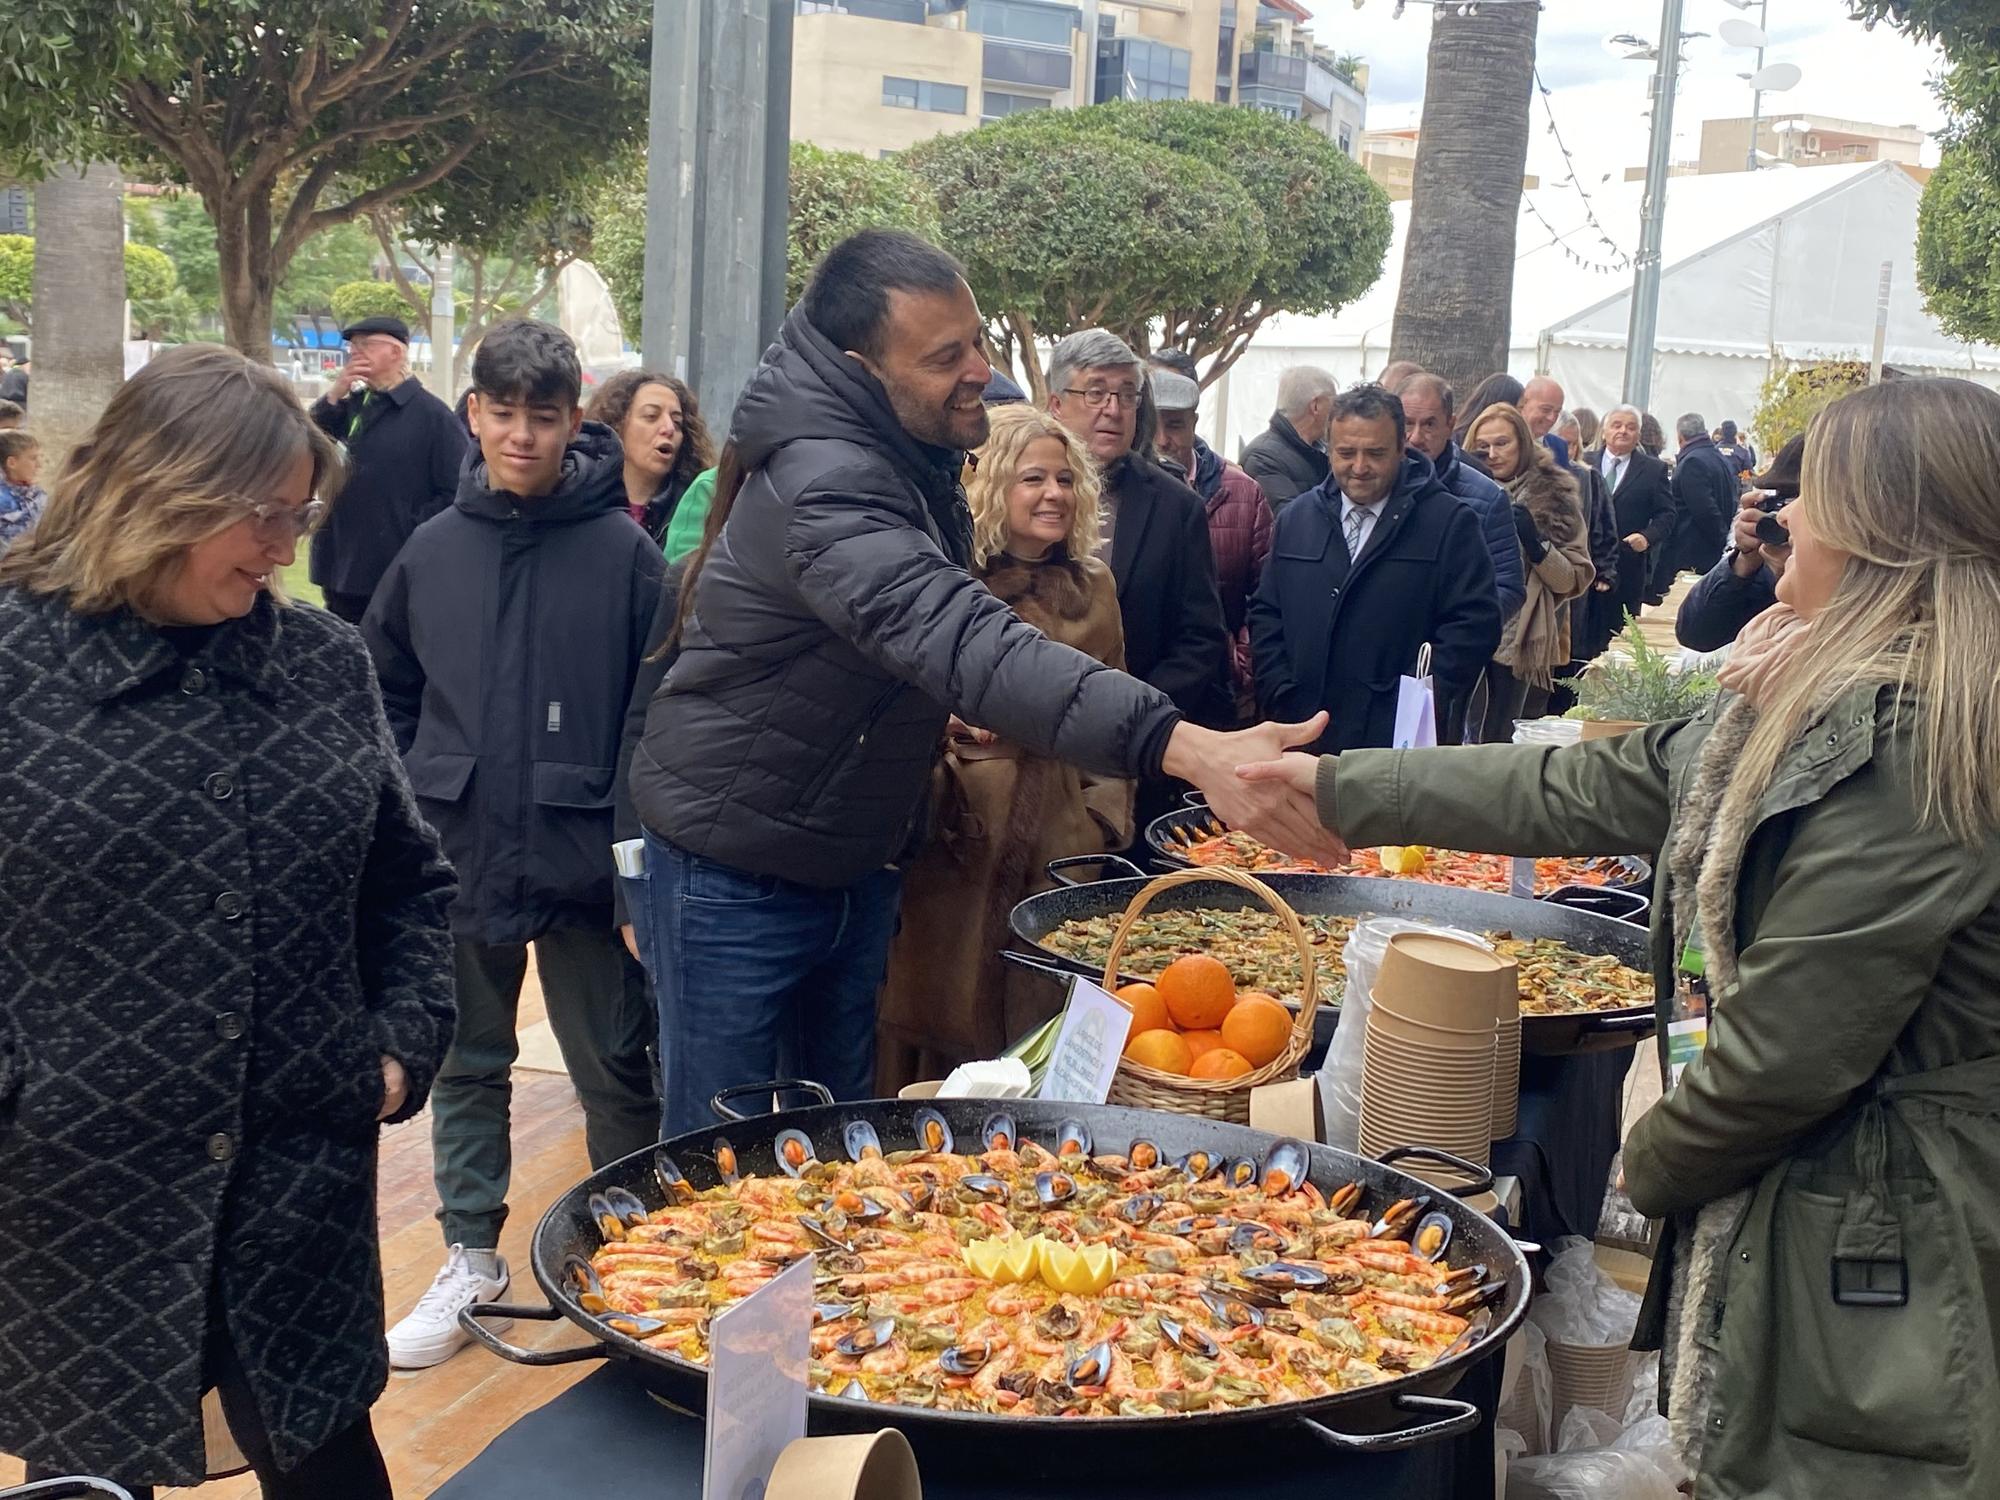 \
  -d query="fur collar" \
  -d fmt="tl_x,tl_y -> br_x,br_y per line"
1504,457 -> 1586,548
